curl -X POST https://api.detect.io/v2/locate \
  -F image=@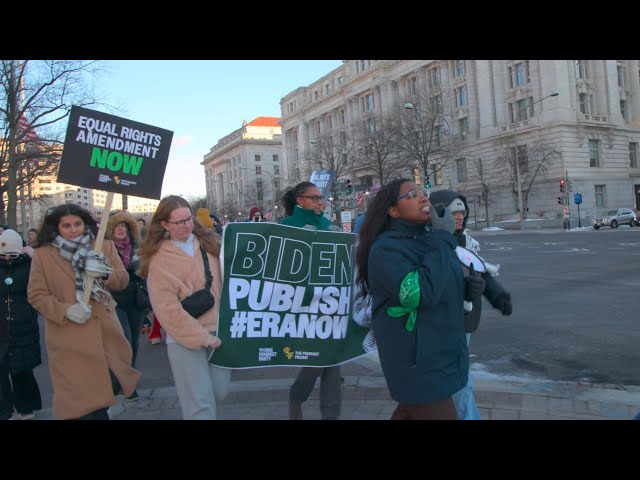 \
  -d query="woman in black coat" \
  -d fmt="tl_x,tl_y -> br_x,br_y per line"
0,229 -> 42,420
